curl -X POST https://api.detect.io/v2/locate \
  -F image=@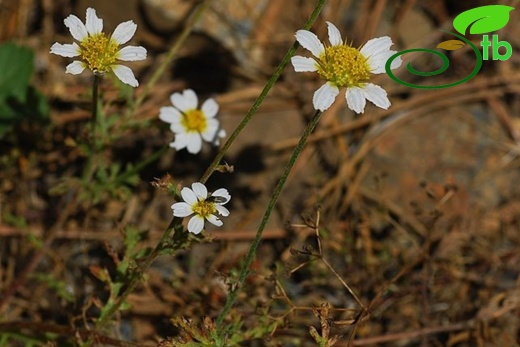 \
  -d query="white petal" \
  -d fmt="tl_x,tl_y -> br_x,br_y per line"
64,14 -> 88,41
117,46 -> 147,61
85,8 -> 103,35
201,98 -> 218,118
191,182 -> 208,200
187,216 -> 205,234
111,20 -> 137,45
361,36 -> 393,58
50,42 -> 80,57
170,133 -> 189,150
203,117 -> 218,130
362,83 -> 391,110
201,131 -> 218,143
171,89 -> 198,112
170,121 -> 186,133
312,83 -> 339,111
169,93 -> 182,110
345,87 -> 366,114
181,187 -> 198,205
201,119 -> 219,142
211,188 -> 230,204
295,30 -> 325,57
367,51 -> 391,74
159,106 -> 182,123
215,205 -> 230,217
367,50 -> 402,74
326,21 -> 343,46
112,64 -> 138,87
213,129 -> 226,145
291,56 -> 318,72
389,53 -> 402,70
172,202 -> 193,217
206,214 -> 223,227
65,61 -> 86,75
185,132 -> 203,154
